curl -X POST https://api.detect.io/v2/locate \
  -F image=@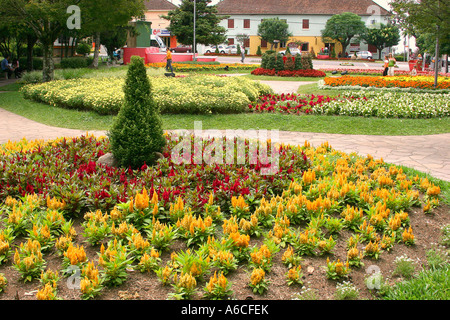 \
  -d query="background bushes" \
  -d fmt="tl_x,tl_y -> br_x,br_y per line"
60,57 -> 94,69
